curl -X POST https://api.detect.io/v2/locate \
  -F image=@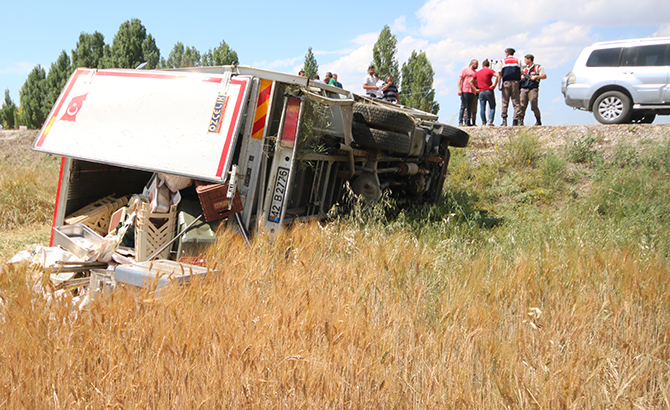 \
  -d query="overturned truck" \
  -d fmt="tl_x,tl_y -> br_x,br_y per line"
33,66 -> 469,262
